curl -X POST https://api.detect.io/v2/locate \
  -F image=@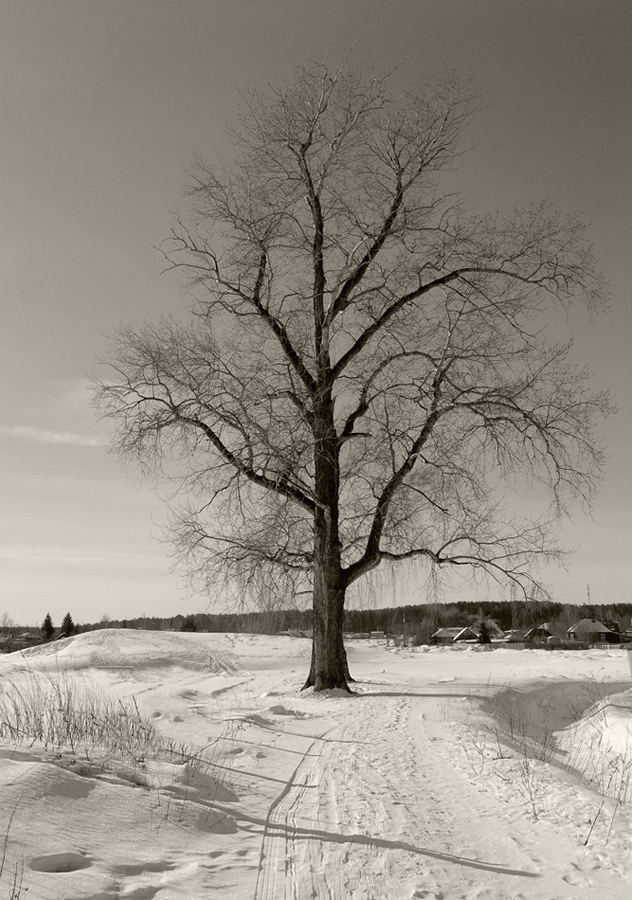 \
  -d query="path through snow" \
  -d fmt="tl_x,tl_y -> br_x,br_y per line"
1,632 -> 631,899
250,680 -> 631,900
